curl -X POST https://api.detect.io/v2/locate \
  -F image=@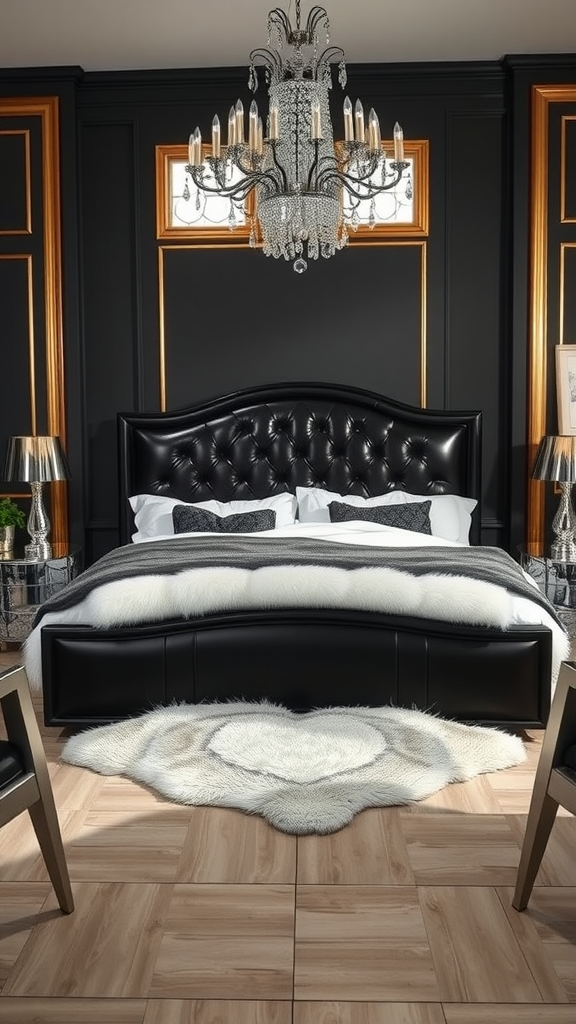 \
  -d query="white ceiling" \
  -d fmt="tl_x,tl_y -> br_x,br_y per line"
1,0 -> 575,73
